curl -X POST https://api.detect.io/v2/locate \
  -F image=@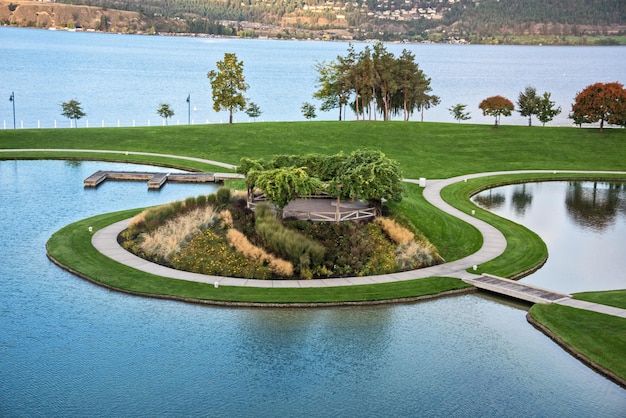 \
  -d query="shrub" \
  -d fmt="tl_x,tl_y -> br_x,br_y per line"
255,204 -> 325,276
171,230 -> 272,279
216,187 -> 232,206
226,228 -> 294,277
